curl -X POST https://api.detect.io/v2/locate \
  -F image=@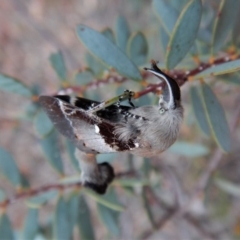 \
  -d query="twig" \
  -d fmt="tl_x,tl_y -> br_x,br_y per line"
185,214 -> 218,240
0,182 -> 82,209
140,206 -> 177,240
0,170 -> 137,209
62,54 -> 240,99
